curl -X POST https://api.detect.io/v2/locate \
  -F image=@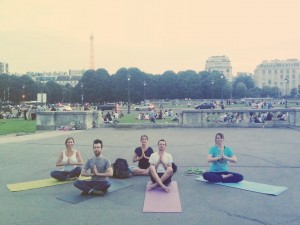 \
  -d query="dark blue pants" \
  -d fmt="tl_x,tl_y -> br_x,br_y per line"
74,179 -> 111,193
202,171 -> 243,183
50,167 -> 82,181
